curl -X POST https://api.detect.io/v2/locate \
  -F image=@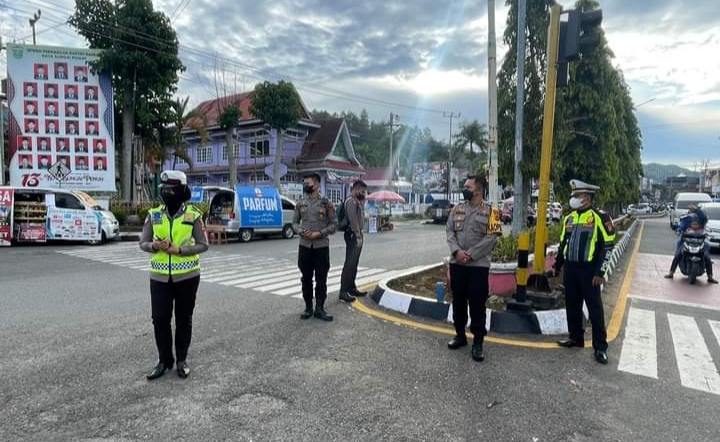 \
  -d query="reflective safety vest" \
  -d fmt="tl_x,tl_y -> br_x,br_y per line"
148,205 -> 202,276
560,209 -> 615,263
